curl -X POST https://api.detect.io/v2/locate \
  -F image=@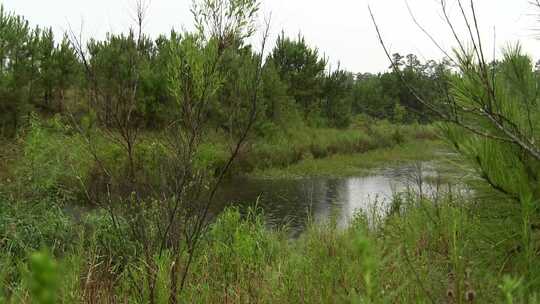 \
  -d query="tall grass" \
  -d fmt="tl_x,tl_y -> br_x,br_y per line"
8,116 -> 437,206
1,186 -> 538,303
239,121 -> 437,173
4,116 -> 537,303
